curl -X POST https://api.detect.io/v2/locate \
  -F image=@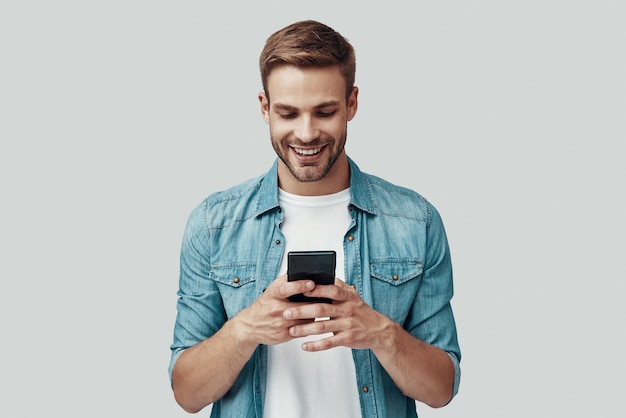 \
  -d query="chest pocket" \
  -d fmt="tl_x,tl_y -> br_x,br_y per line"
370,259 -> 423,285
211,262 -> 257,318
369,259 -> 423,322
